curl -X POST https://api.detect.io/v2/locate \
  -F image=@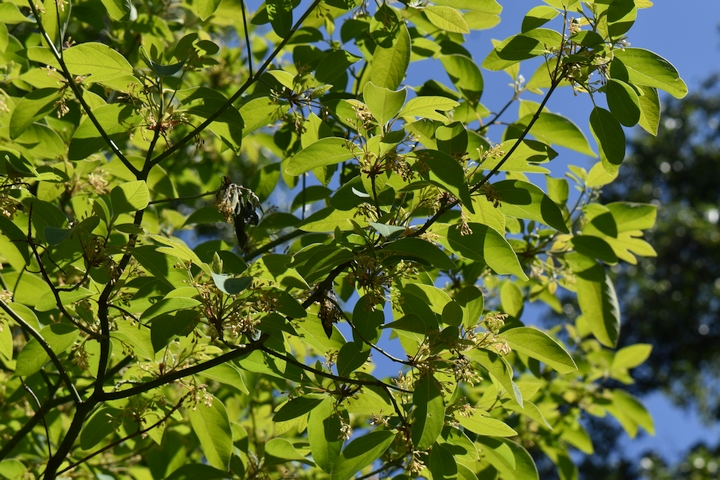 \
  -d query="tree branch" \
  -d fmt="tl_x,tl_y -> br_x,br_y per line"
99,335 -> 268,401
148,0 -> 324,170
26,0 -> 139,177
55,393 -> 190,476
0,299 -> 82,404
